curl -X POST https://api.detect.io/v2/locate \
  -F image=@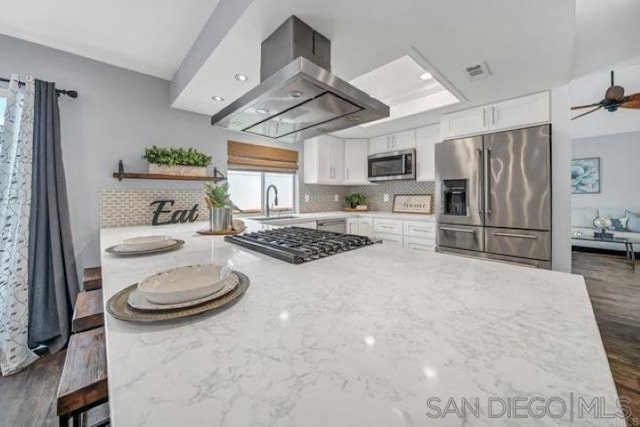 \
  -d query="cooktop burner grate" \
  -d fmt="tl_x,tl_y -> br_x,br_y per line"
224,227 -> 375,264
